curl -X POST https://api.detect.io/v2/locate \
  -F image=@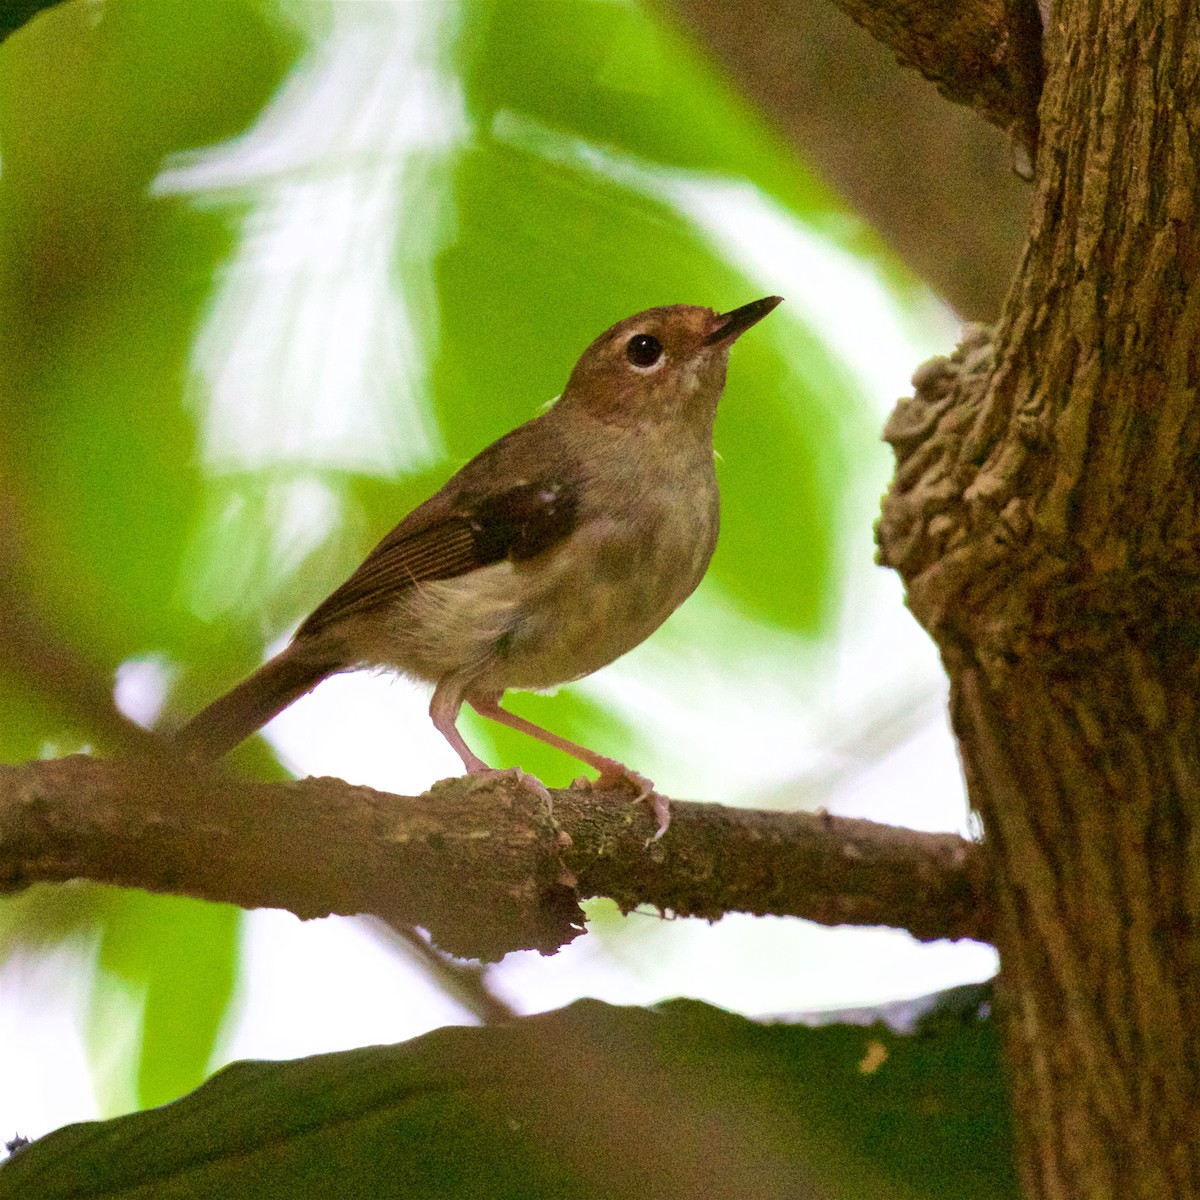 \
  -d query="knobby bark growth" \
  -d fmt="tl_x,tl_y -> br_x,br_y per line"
877,2 -> 1200,1195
